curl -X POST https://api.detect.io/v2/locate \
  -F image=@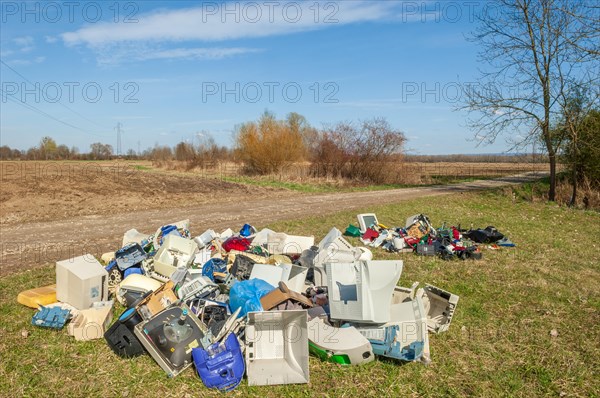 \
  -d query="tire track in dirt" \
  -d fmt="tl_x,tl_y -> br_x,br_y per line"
0,173 -> 544,277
